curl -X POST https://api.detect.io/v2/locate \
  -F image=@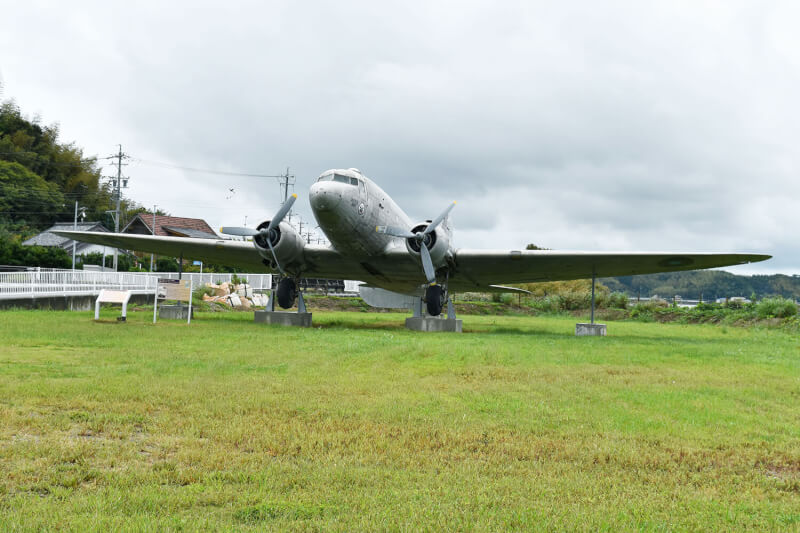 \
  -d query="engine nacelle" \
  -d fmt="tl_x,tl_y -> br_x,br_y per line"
253,220 -> 305,271
405,220 -> 451,269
